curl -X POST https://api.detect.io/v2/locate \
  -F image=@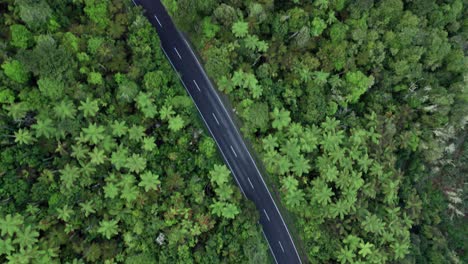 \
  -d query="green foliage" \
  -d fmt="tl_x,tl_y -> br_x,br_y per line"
9,24 -> 32,49
14,129 -> 35,145
232,21 -> 249,38
97,220 -> 119,239
78,98 -> 100,117
271,108 -> 291,130
171,0 -> 467,262
2,0 -> 464,263
138,171 -> 160,192
37,78 -> 65,100
0,215 -> 23,237
2,60 -> 29,83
